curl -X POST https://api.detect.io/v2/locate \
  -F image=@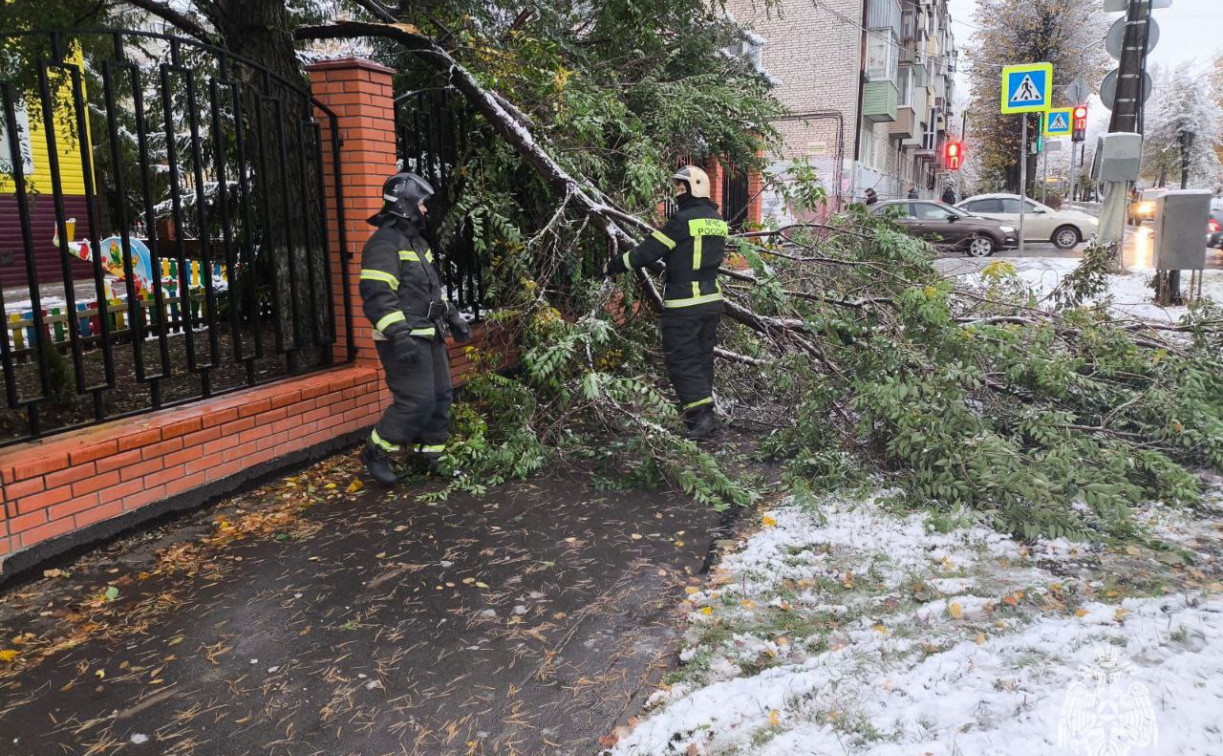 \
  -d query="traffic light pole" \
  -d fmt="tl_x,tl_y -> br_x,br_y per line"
1019,114 -> 1028,255
1100,0 -> 1153,258
1041,140 -> 1049,204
